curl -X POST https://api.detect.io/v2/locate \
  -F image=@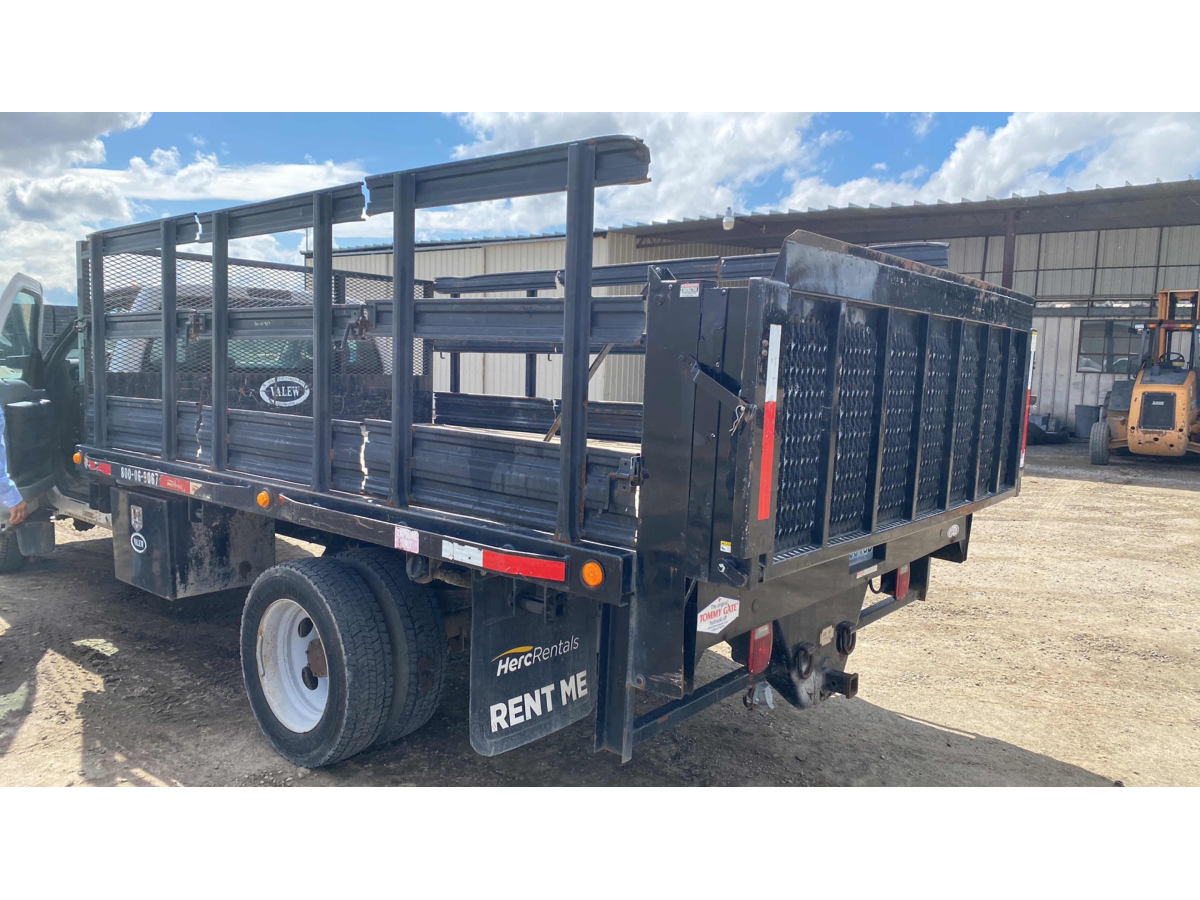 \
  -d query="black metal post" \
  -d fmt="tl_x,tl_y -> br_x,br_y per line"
1001,209 -> 1017,289
525,290 -> 538,397
75,242 -> 90,445
160,220 -> 177,461
88,234 -> 107,449
449,292 -> 461,394
211,212 -> 229,471
390,172 -> 416,506
556,142 -> 595,544
312,192 -> 333,492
